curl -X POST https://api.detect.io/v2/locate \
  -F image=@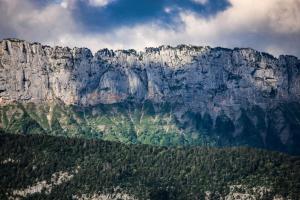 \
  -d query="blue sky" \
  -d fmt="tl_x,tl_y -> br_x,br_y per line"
70,0 -> 230,32
0,0 -> 300,57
